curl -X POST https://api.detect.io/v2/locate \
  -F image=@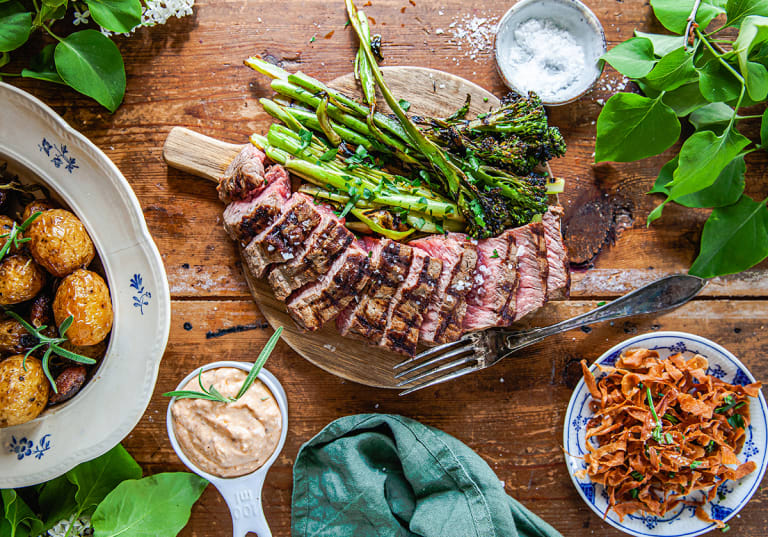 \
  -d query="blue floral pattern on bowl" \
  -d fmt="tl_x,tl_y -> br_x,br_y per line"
38,138 -> 78,173
130,273 -> 151,315
7,434 -> 51,460
564,332 -> 768,537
